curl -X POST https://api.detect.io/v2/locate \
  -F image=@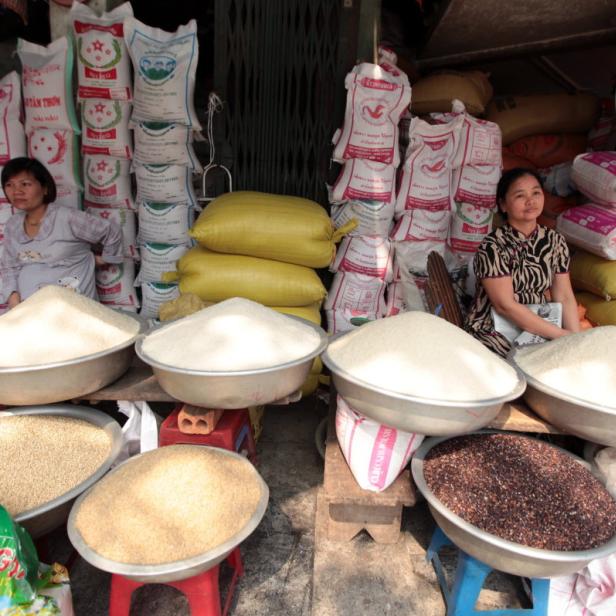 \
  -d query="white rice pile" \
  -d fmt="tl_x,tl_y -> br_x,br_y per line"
0,286 -> 140,367
141,297 -> 321,371
514,327 -> 616,407
326,311 -> 520,401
